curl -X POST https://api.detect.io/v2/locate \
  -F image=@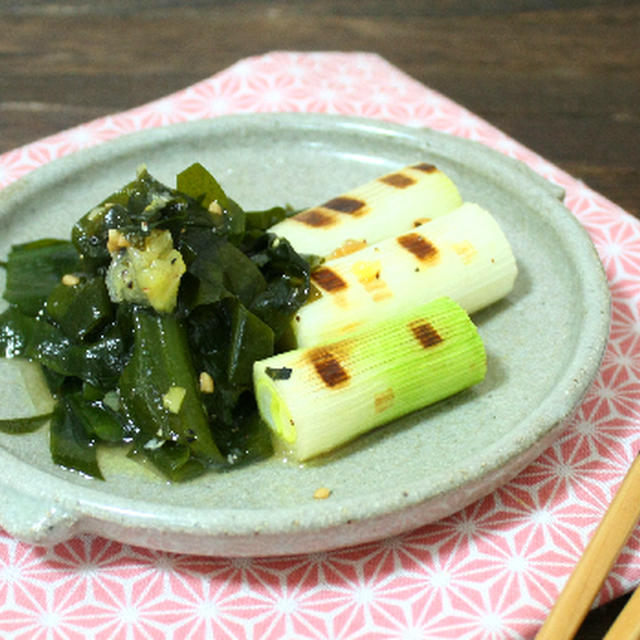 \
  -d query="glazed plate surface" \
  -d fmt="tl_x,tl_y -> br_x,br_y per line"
0,114 -> 610,556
